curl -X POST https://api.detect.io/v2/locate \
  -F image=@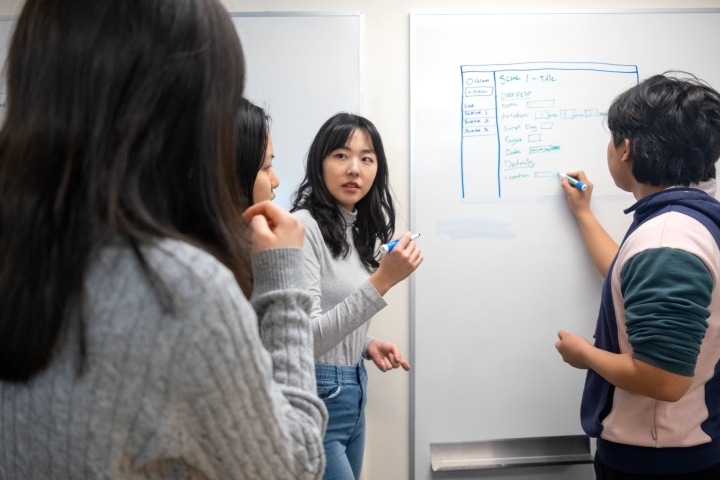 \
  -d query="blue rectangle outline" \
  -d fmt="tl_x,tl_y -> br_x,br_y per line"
461,60 -> 639,71
462,62 -> 639,199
